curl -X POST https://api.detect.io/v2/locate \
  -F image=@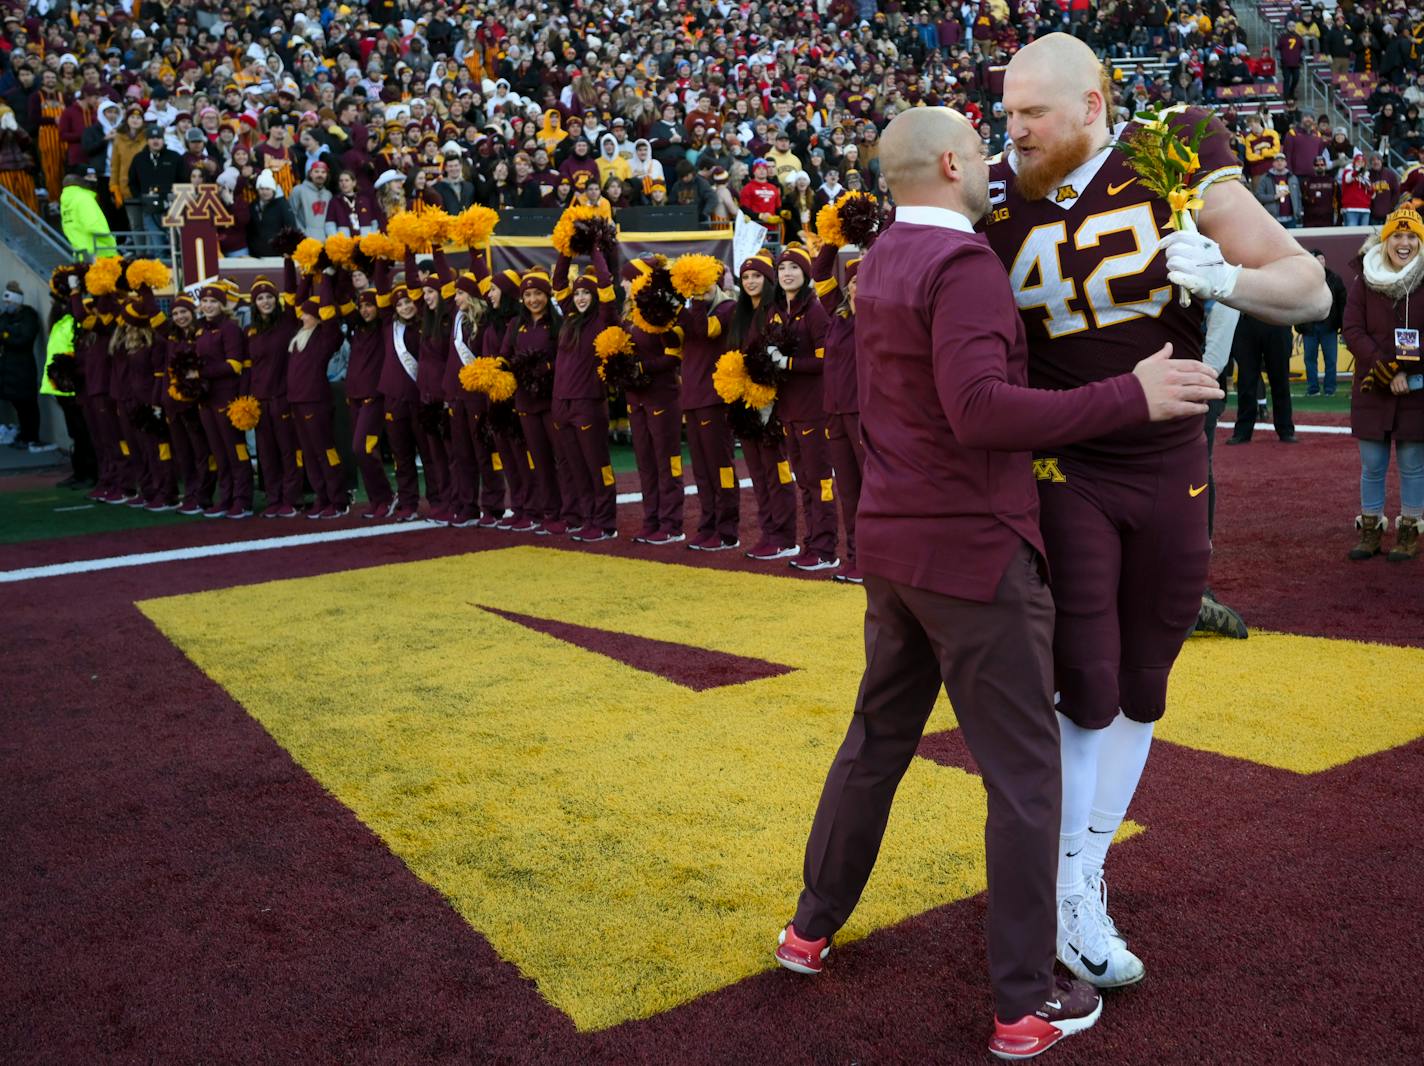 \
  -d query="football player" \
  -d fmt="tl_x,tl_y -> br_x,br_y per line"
984,34 -> 1330,988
